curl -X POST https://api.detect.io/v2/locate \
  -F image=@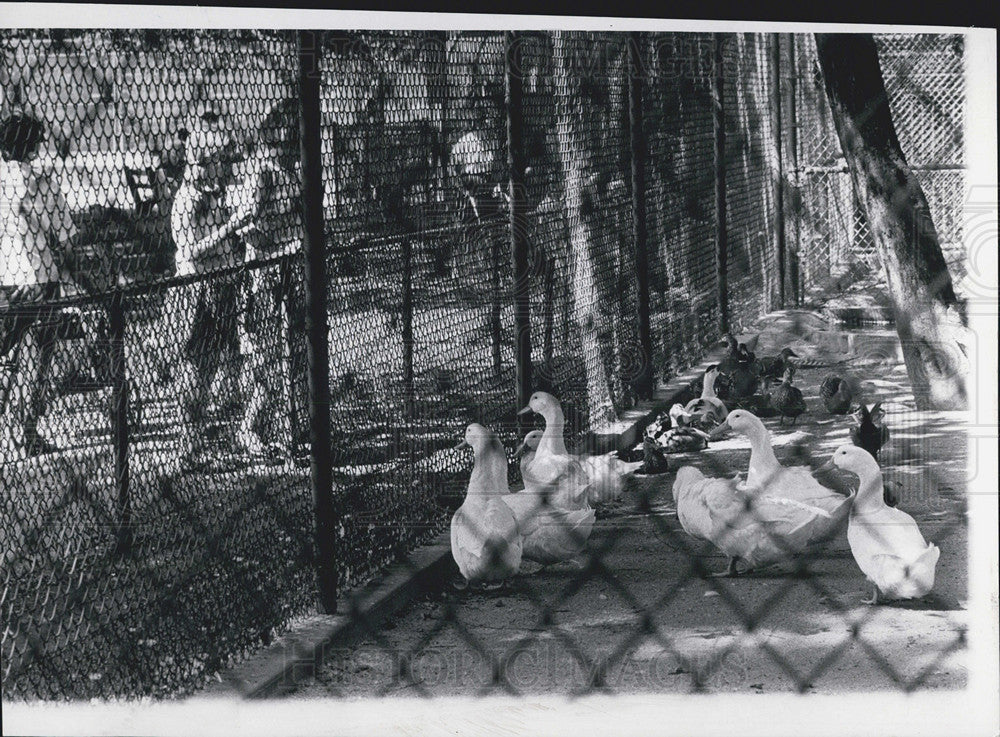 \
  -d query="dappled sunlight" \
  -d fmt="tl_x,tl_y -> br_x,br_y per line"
0,26 -> 979,707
